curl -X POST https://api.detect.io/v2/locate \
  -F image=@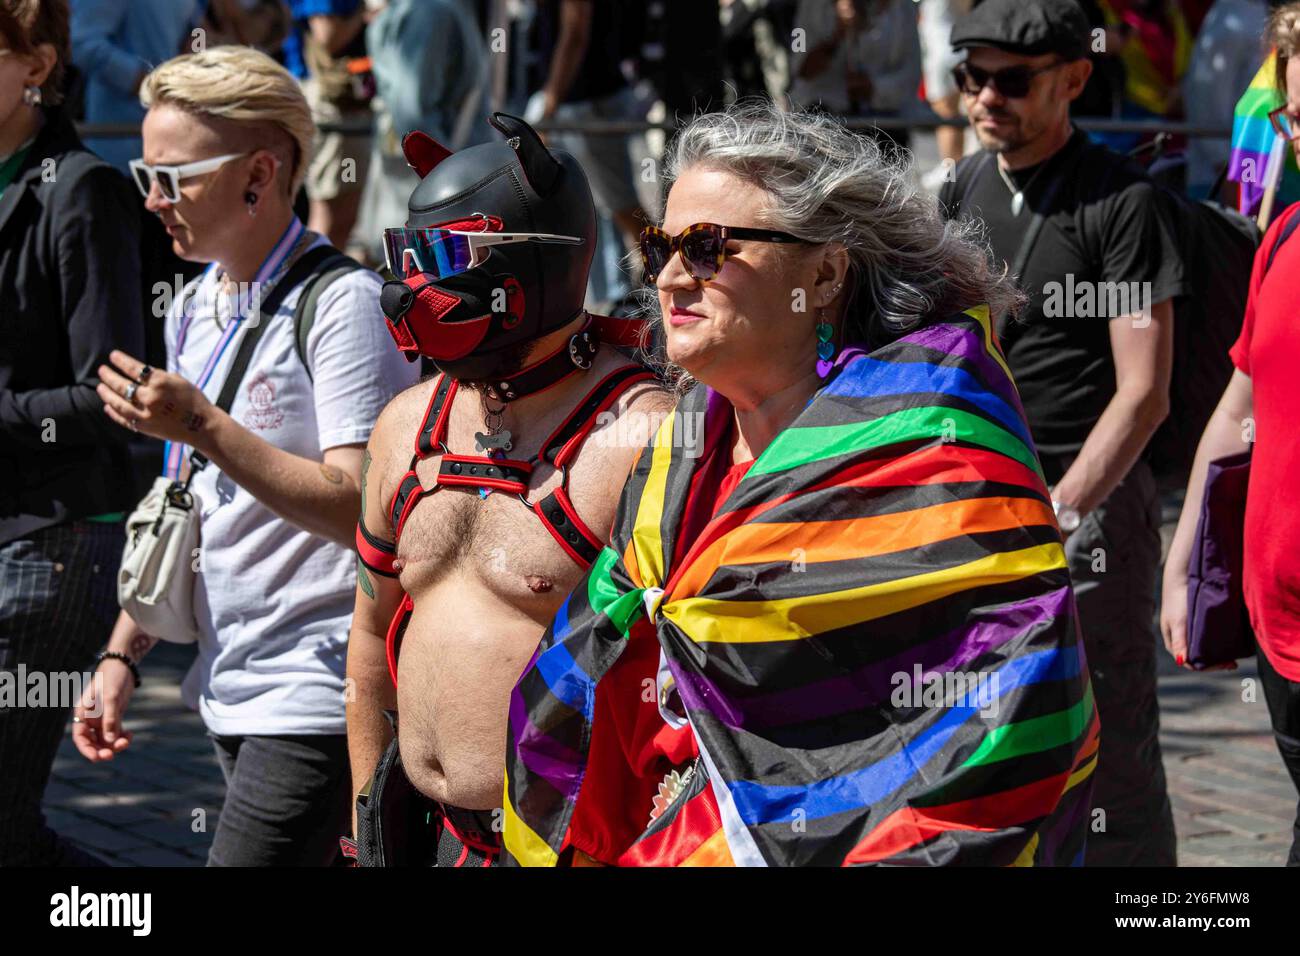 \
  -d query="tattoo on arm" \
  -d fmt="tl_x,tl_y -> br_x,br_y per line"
320,463 -> 344,485
360,450 -> 371,515
127,633 -> 157,663
181,412 -> 205,432
356,556 -> 376,600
